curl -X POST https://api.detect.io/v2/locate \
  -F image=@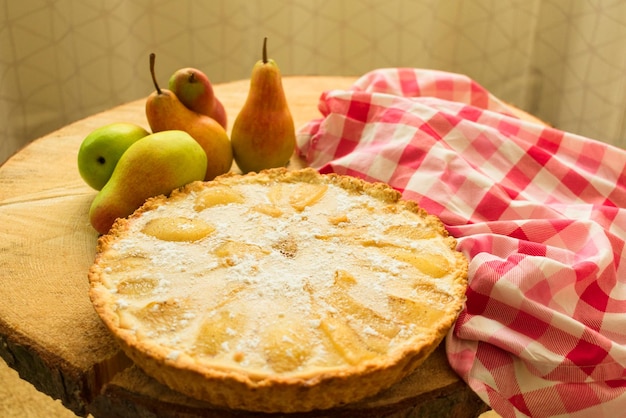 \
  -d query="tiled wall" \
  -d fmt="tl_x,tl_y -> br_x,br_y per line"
1,0 -> 624,163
